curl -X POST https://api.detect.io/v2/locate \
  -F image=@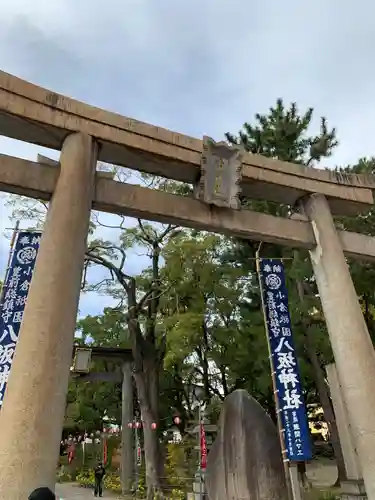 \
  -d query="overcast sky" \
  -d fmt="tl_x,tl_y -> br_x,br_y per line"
1,0 -> 375,317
